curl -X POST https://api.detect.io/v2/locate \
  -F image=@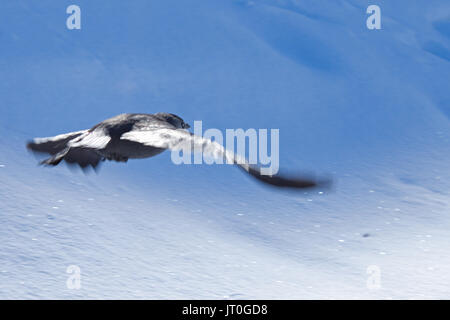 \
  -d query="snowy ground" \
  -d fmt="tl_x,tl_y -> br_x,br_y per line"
0,0 -> 449,299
